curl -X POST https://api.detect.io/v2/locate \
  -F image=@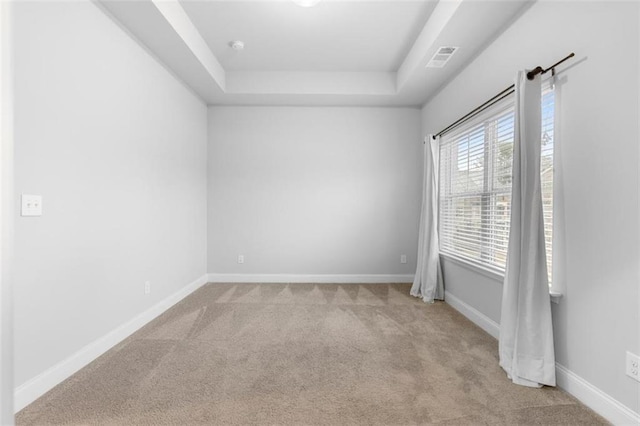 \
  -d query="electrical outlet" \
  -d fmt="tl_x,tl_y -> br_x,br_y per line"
144,281 -> 151,295
21,194 -> 43,216
237,255 -> 244,264
626,351 -> 640,382
400,254 -> 407,264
